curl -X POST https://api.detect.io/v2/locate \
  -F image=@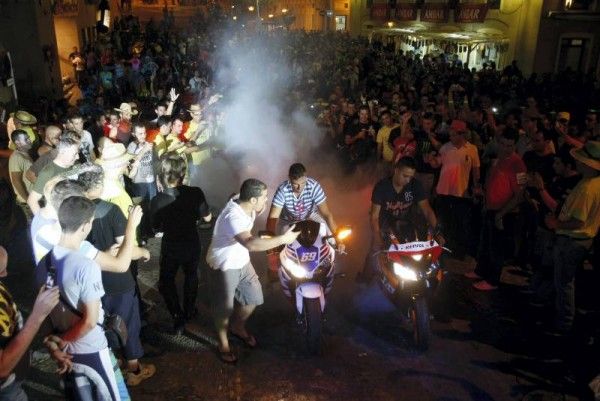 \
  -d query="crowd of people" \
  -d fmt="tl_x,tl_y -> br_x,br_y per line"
0,6 -> 599,400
